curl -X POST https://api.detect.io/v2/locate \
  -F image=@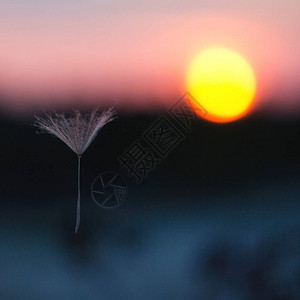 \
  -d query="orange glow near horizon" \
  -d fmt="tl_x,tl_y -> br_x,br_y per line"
186,48 -> 257,123
0,10 -> 300,116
